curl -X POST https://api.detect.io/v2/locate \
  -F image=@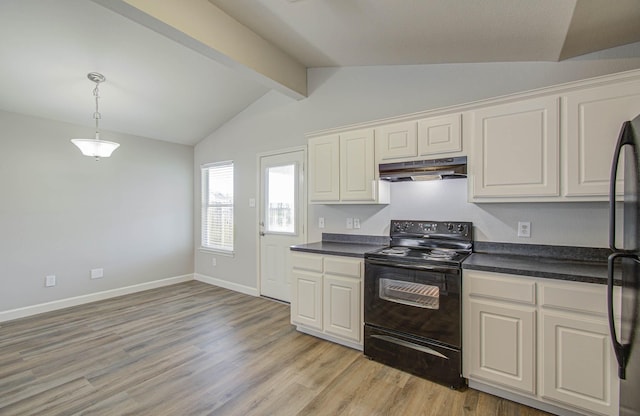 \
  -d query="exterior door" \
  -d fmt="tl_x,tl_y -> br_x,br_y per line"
259,149 -> 305,302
